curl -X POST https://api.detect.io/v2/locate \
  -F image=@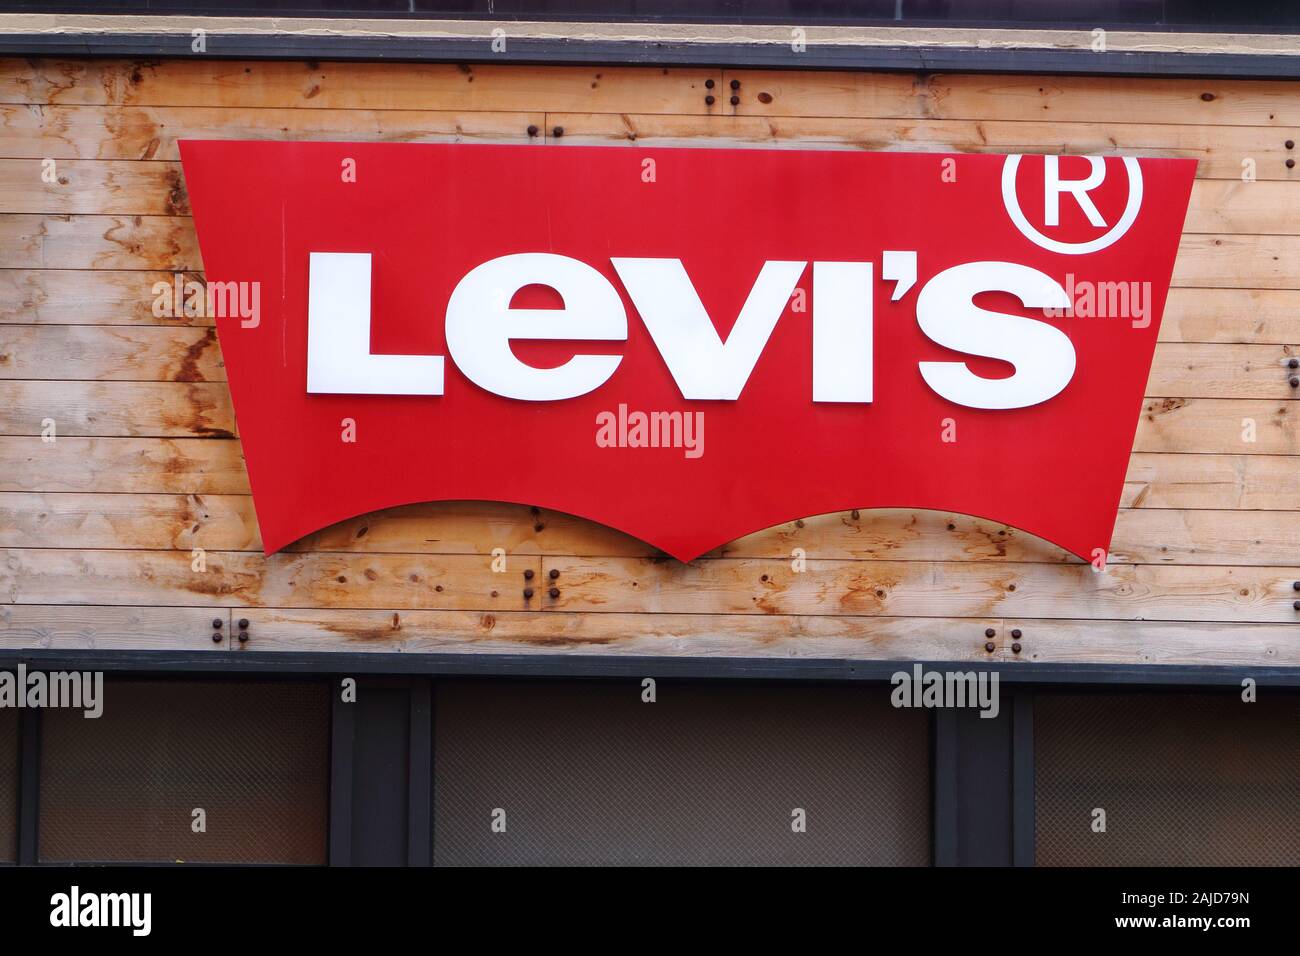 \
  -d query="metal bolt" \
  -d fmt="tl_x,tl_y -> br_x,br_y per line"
1290,376 -> 1299,388
526,124 -> 538,137
551,126 -> 564,138
704,78 -> 715,89
1289,159 -> 1297,169
238,631 -> 249,643
212,618 -> 223,629
524,587 -> 534,599
984,641 -> 996,653
1293,581 -> 1300,590
1011,628 -> 1022,639
1012,642 -> 1022,654
730,79 -> 740,90
549,568 -> 560,580
730,95 -> 739,106
212,631 -> 223,643
705,95 -> 715,106
1294,600 -> 1300,611
1289,358 -> 1299,368
1288,140 -> 1296,149
984,627 -> 996,638
524,569 -> 535,580
549,587 -> 560,598
1200,92 -> 1215,101
238,618 -> 249,630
